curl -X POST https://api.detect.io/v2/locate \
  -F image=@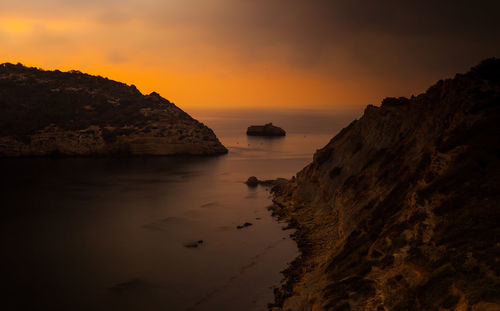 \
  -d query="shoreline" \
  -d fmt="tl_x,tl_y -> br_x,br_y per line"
267,200 -> 309,310
266,182 -> 324,310
264,59 -> 500,310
